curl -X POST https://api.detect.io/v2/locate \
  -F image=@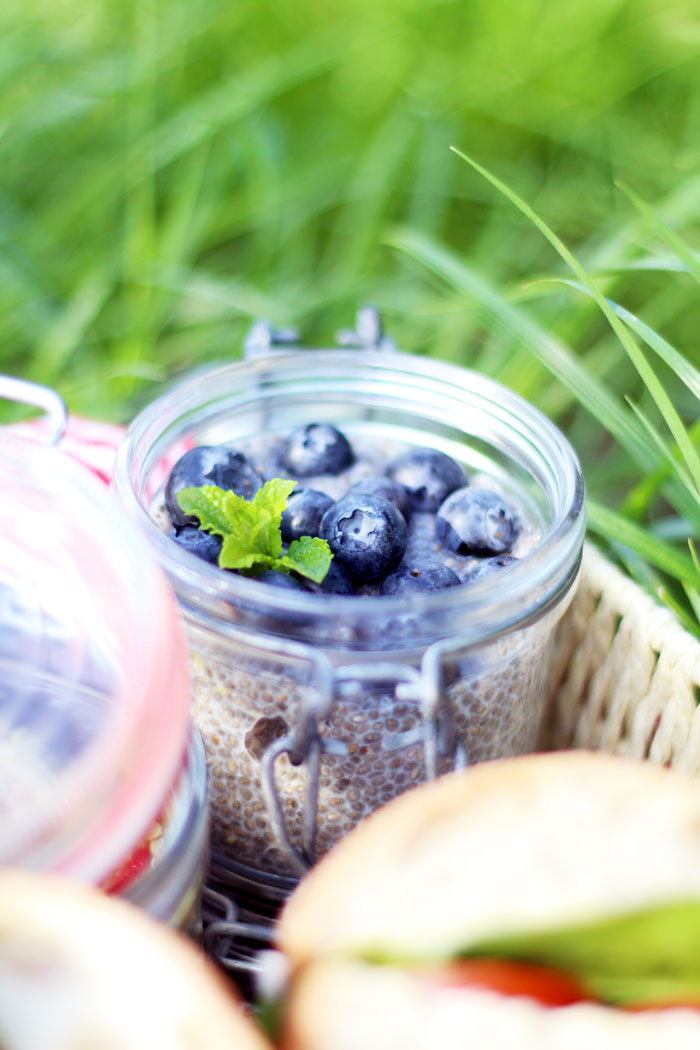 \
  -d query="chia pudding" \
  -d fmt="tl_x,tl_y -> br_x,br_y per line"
114,349 -> 585,880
